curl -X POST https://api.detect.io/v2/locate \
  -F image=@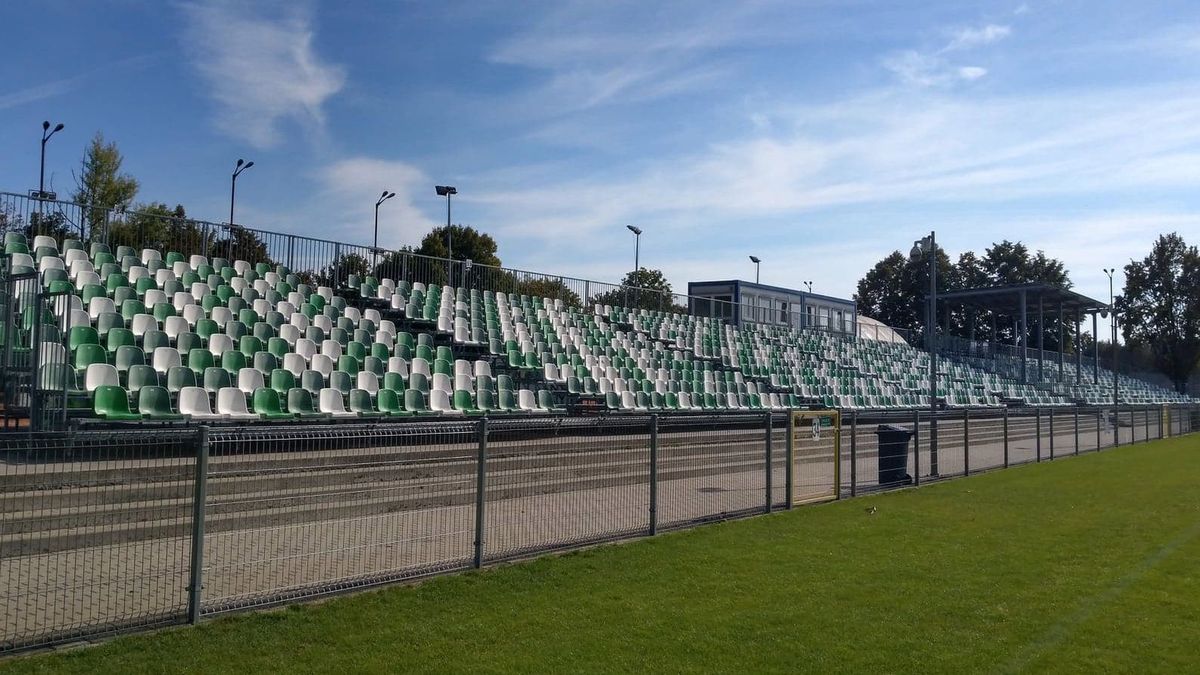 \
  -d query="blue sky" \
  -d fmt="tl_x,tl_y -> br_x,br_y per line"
3,0 -> 1199,338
